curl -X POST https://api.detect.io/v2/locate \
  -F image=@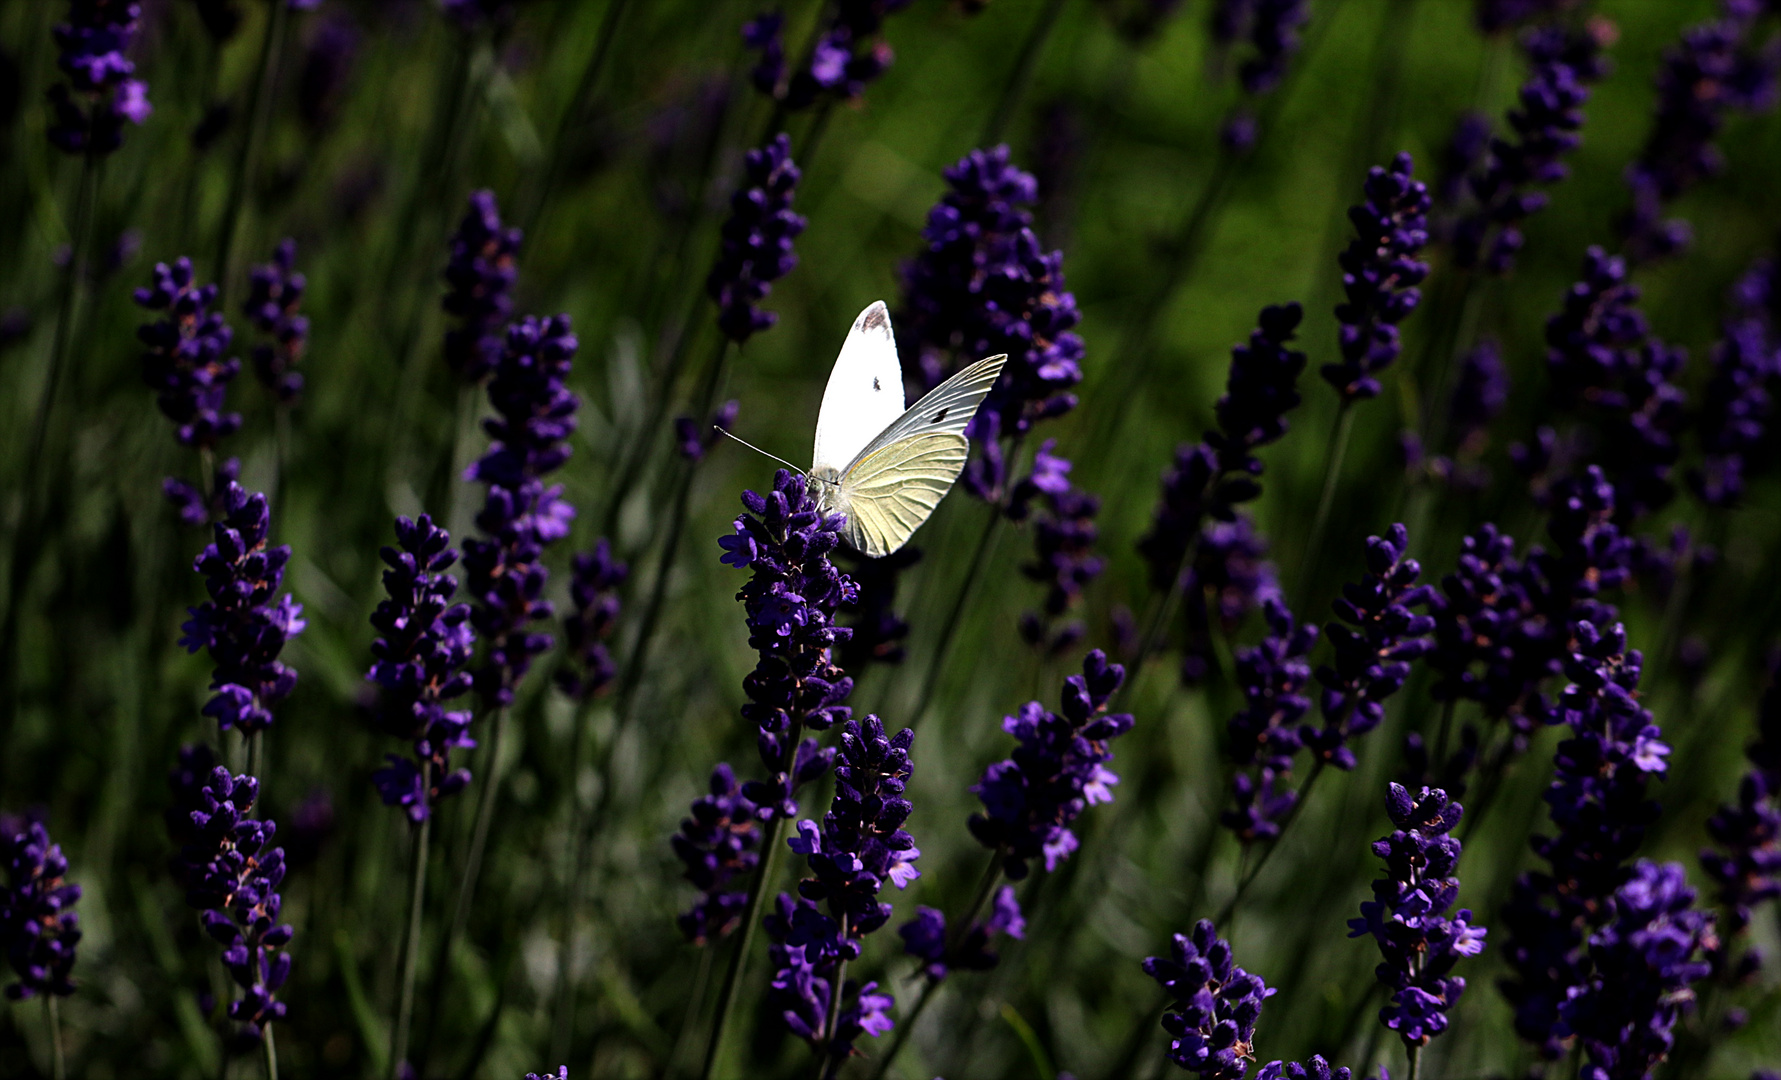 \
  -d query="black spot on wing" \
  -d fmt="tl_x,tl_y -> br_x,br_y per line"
929,407 -> 948,424
873,377 -> 881,391
862,305 -> 889,334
